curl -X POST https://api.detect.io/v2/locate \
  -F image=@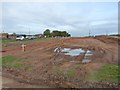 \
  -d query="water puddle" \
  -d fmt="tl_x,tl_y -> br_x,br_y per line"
54,47 -> 62,53
64,48 -> 85,56
82,59 -> 91,63
82,50 -> 93,64
54,47 -> 94,63
54,47 -> 85,56
85,50 -> 93,56
61,48 -> 71,53
85,50 -> 93,57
